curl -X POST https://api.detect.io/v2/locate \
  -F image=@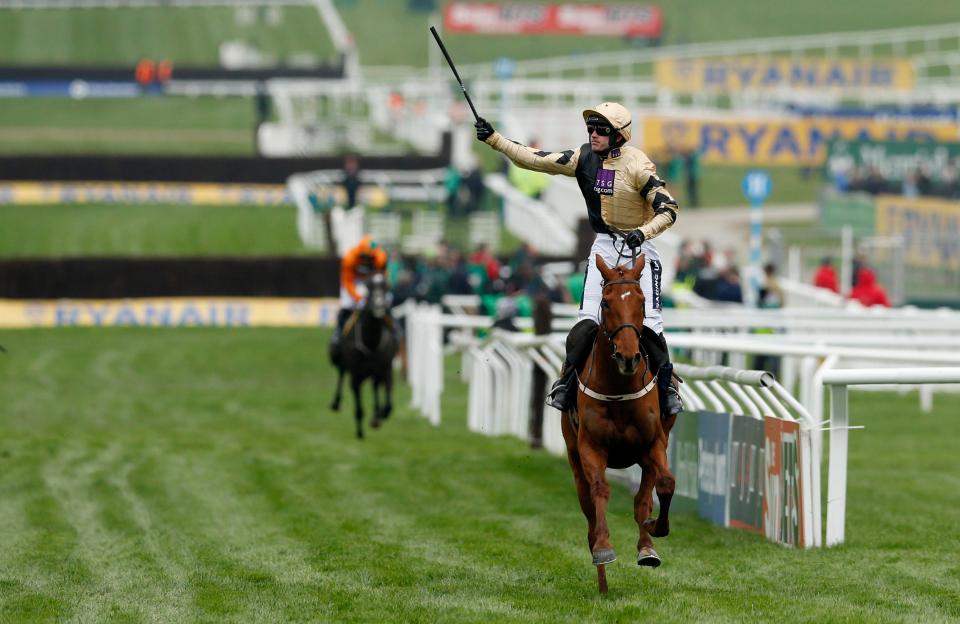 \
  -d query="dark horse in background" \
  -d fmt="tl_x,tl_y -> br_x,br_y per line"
562,254 -> 676,594
329,272 -> 397,439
